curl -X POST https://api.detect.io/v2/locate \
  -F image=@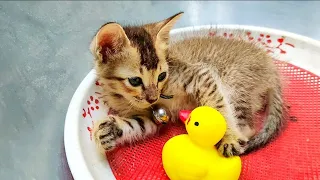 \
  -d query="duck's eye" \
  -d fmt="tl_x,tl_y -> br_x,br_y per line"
158,72 -> 167,82
194,122 -> 199,126
128,77 -> 143,87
